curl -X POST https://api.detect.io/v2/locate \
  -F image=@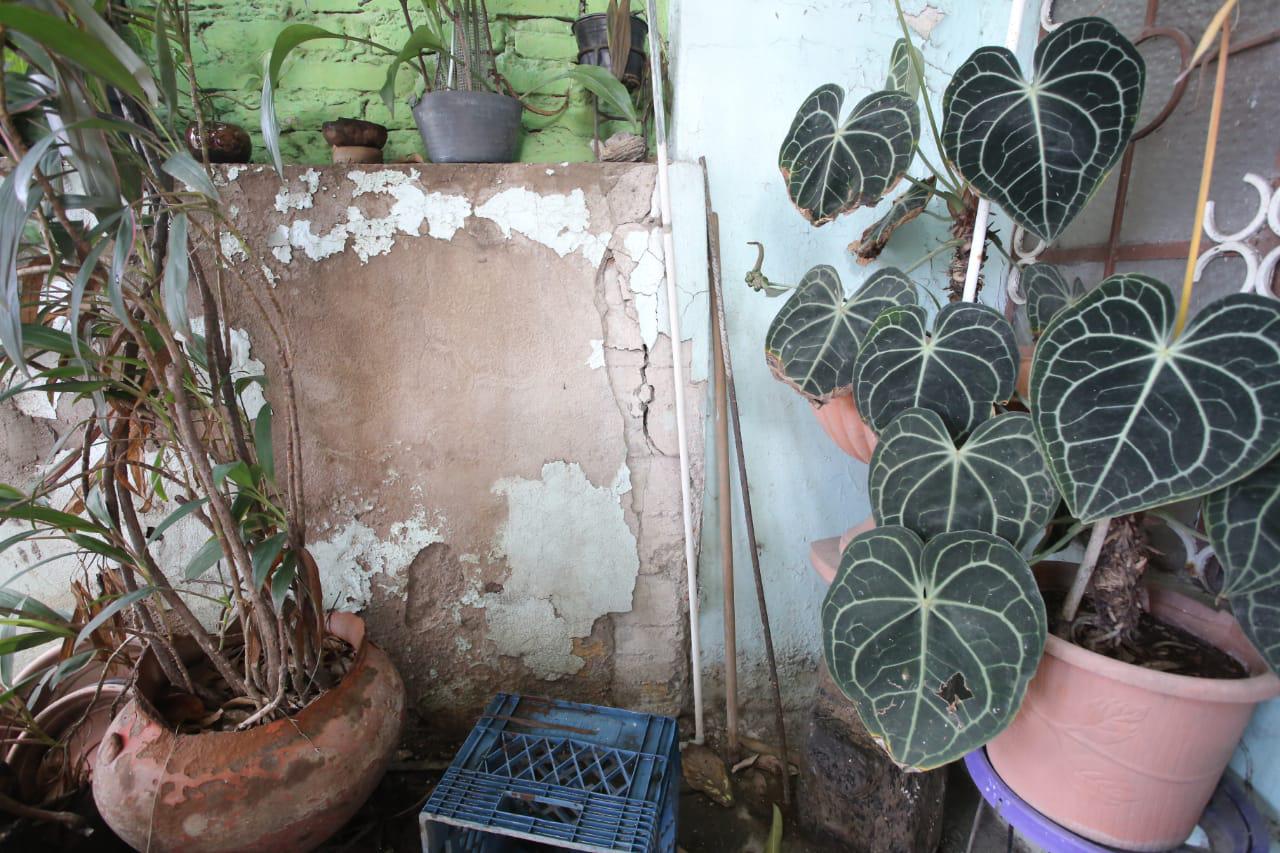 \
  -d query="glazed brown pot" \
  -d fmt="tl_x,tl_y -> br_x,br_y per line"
987,565 -> 1280,851
91,613 -> 405,853
811,393 -> 877,464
